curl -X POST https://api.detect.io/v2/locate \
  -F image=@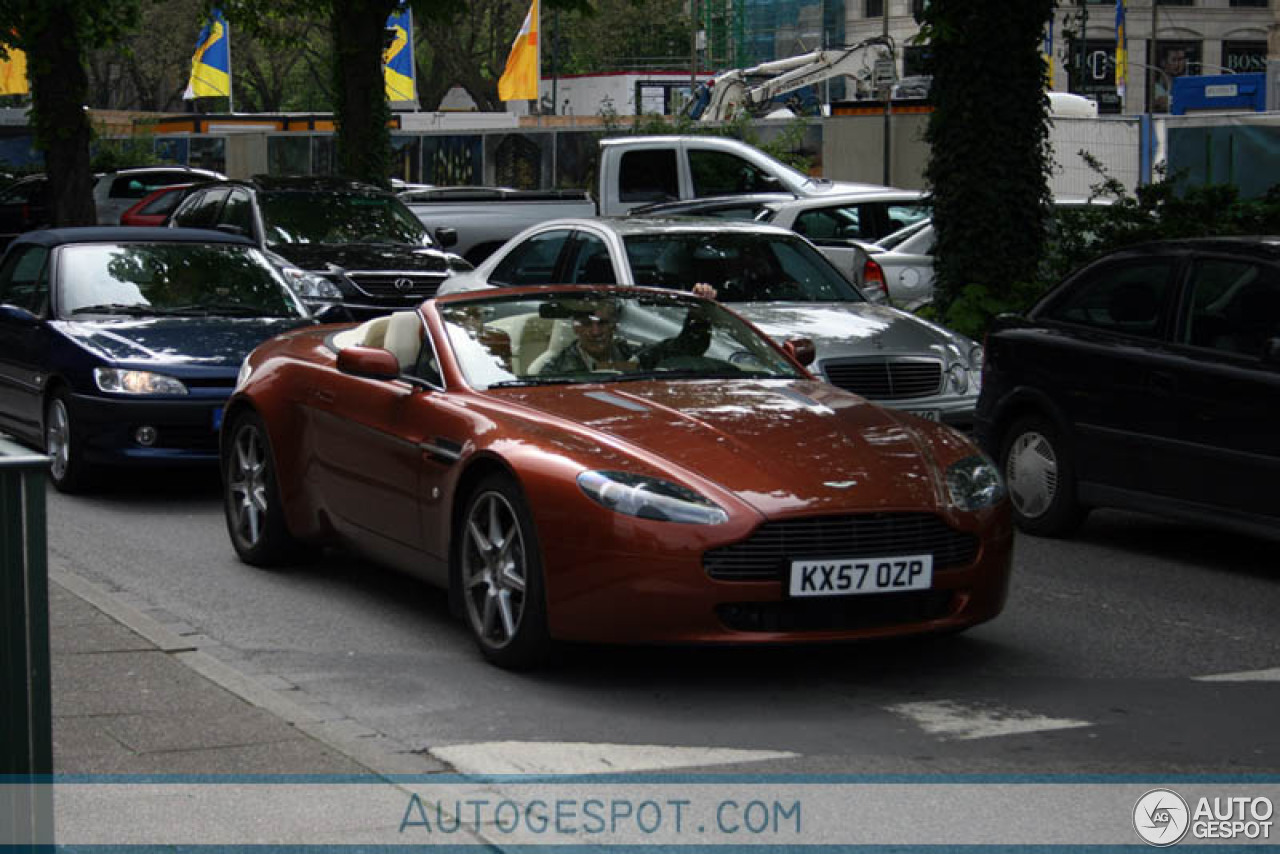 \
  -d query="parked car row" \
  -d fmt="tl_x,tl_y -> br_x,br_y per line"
0,166 -> 226,249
